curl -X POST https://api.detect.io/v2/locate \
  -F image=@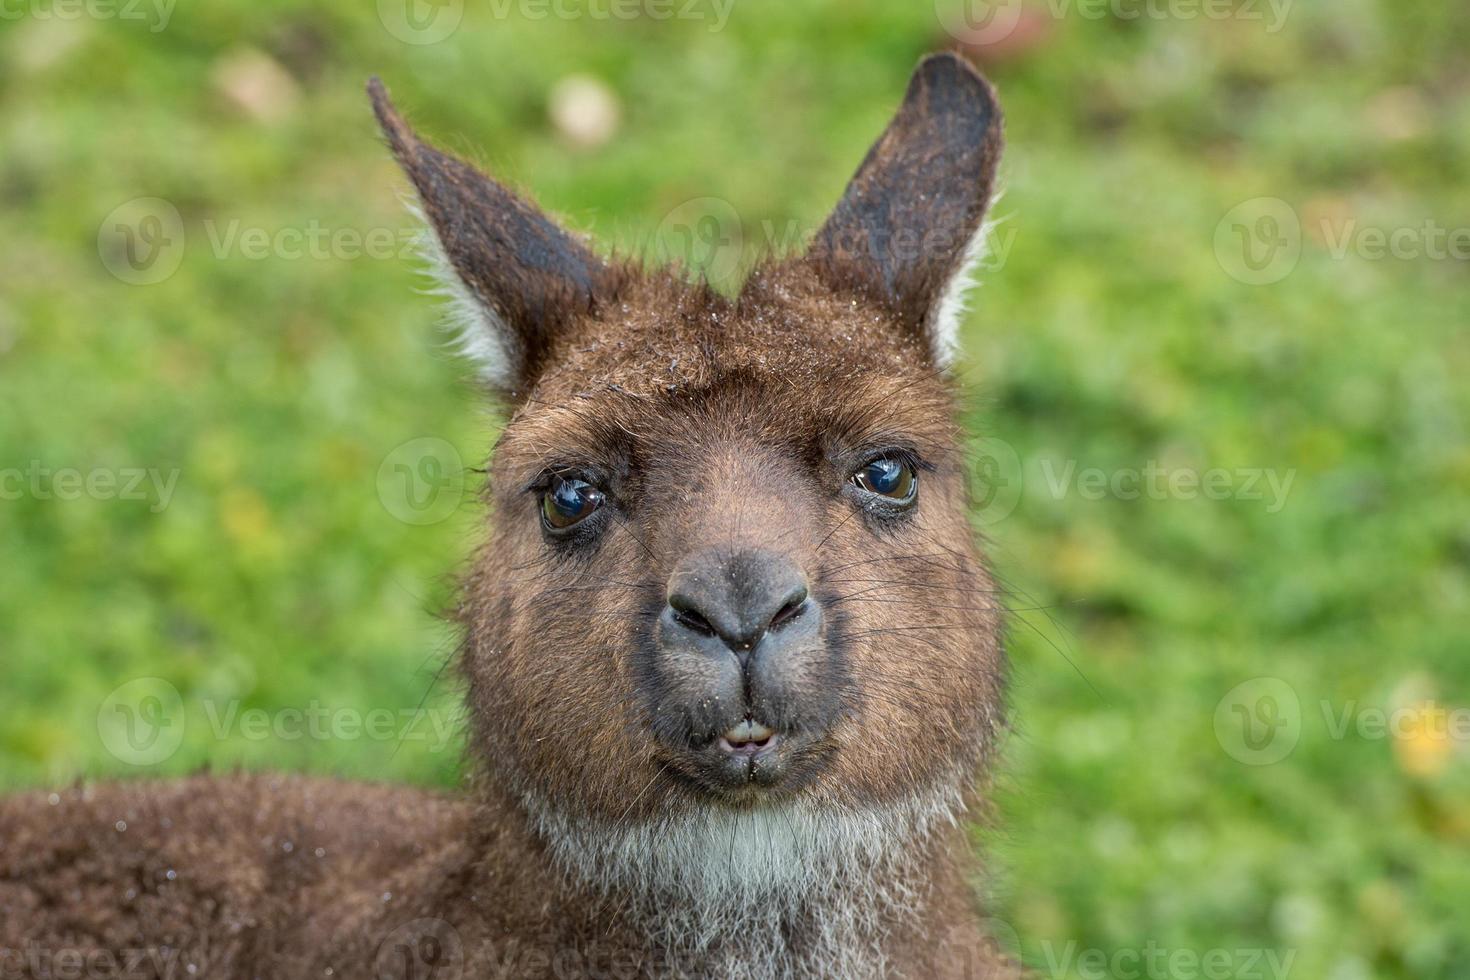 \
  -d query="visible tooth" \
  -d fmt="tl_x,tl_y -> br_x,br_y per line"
723,719 -> 774,742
